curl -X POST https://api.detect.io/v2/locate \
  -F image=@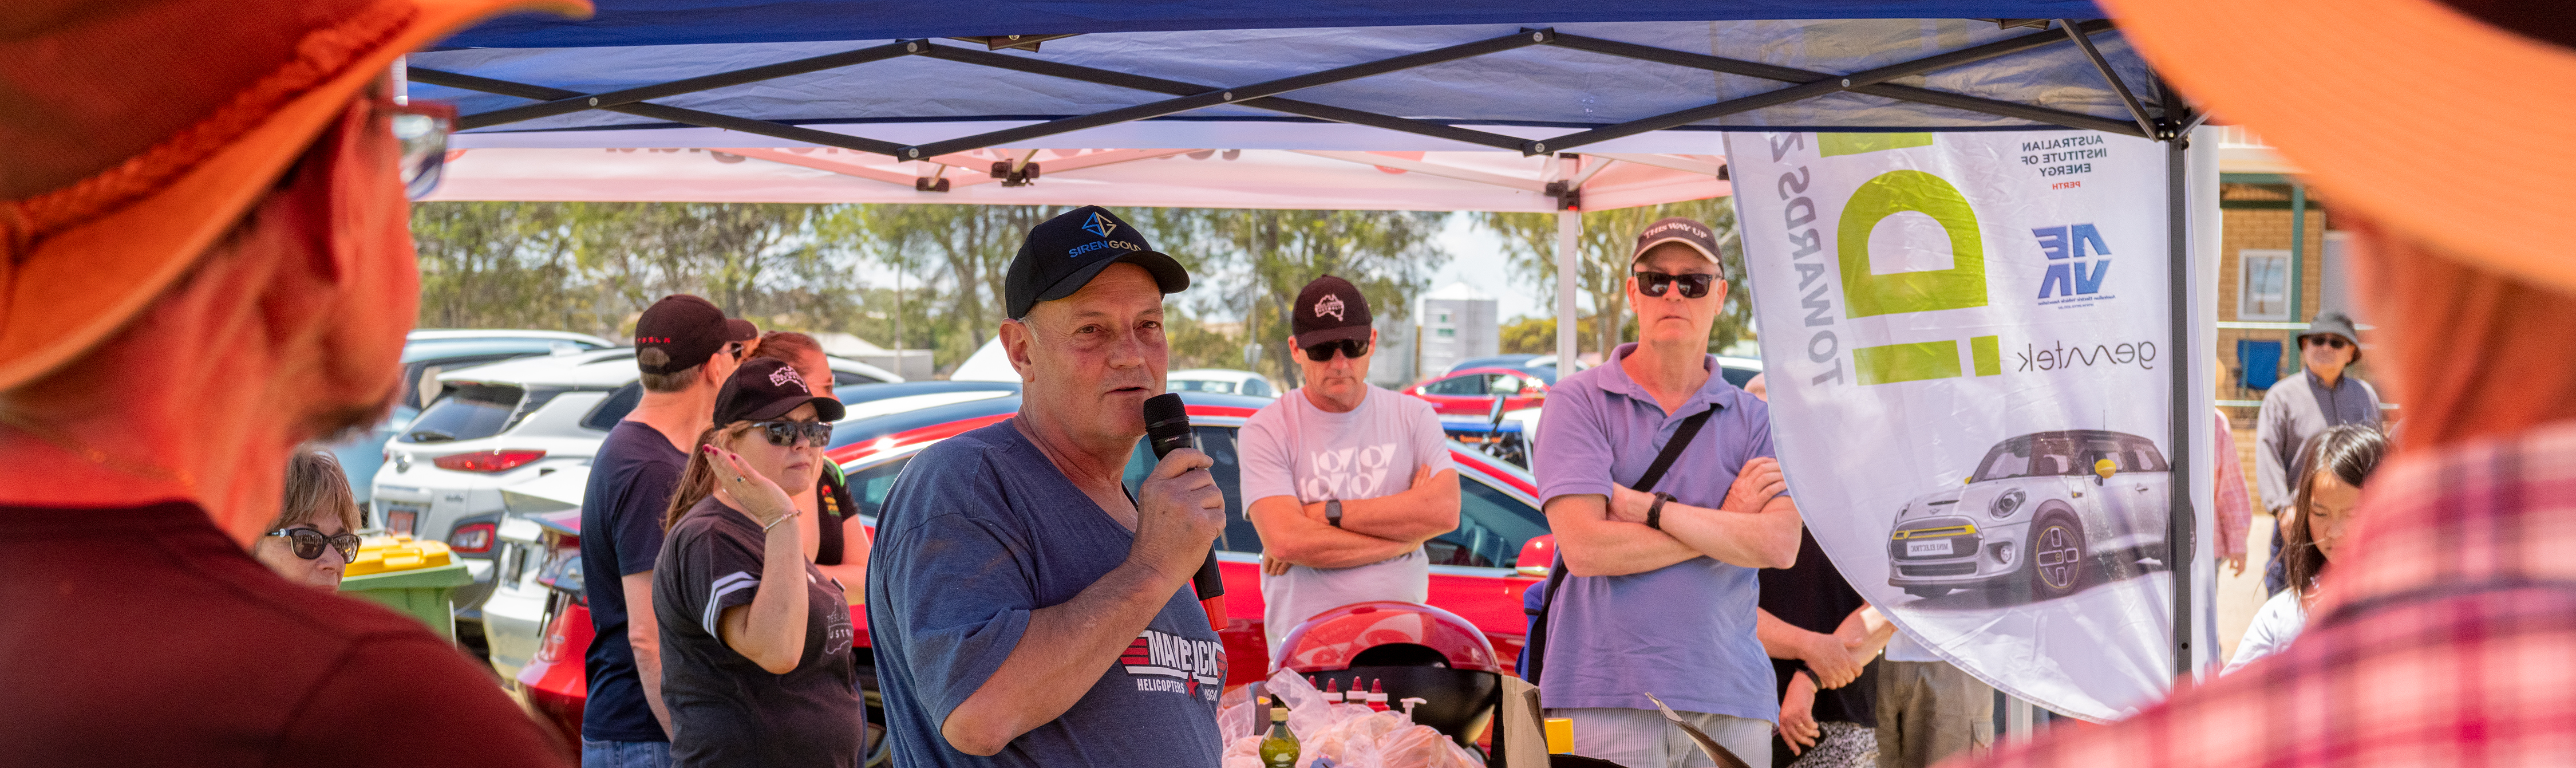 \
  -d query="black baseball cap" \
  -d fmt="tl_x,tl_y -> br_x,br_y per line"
1631,216 -> 1722,266
714,358 -> 847,425
634,294 -> 758,375
1003,206 -> 1190,320
1292,274 -> 1373,346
